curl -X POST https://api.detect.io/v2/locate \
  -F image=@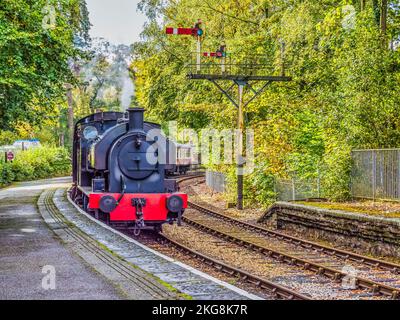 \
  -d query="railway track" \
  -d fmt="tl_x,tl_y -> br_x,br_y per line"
171,175 -> 400,299
67,172 -> 309,300
176,173 -> 205,185
55,172 -> 400,300
179,174 -> 400,274
119,173 -> 313,300
154,232 -> 310,300
39,189 -> 178,299
187,201 -> 400,274
181,204 -> 400,299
